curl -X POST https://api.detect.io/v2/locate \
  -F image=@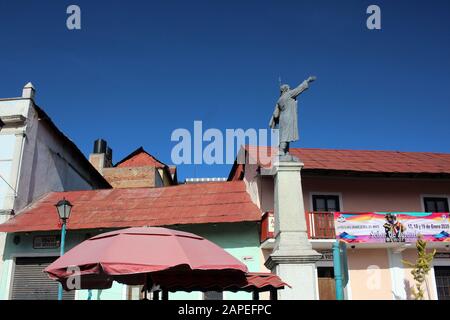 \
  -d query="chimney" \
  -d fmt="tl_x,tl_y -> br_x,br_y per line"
22,82 -> 35,100
89,139 -> 113,173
